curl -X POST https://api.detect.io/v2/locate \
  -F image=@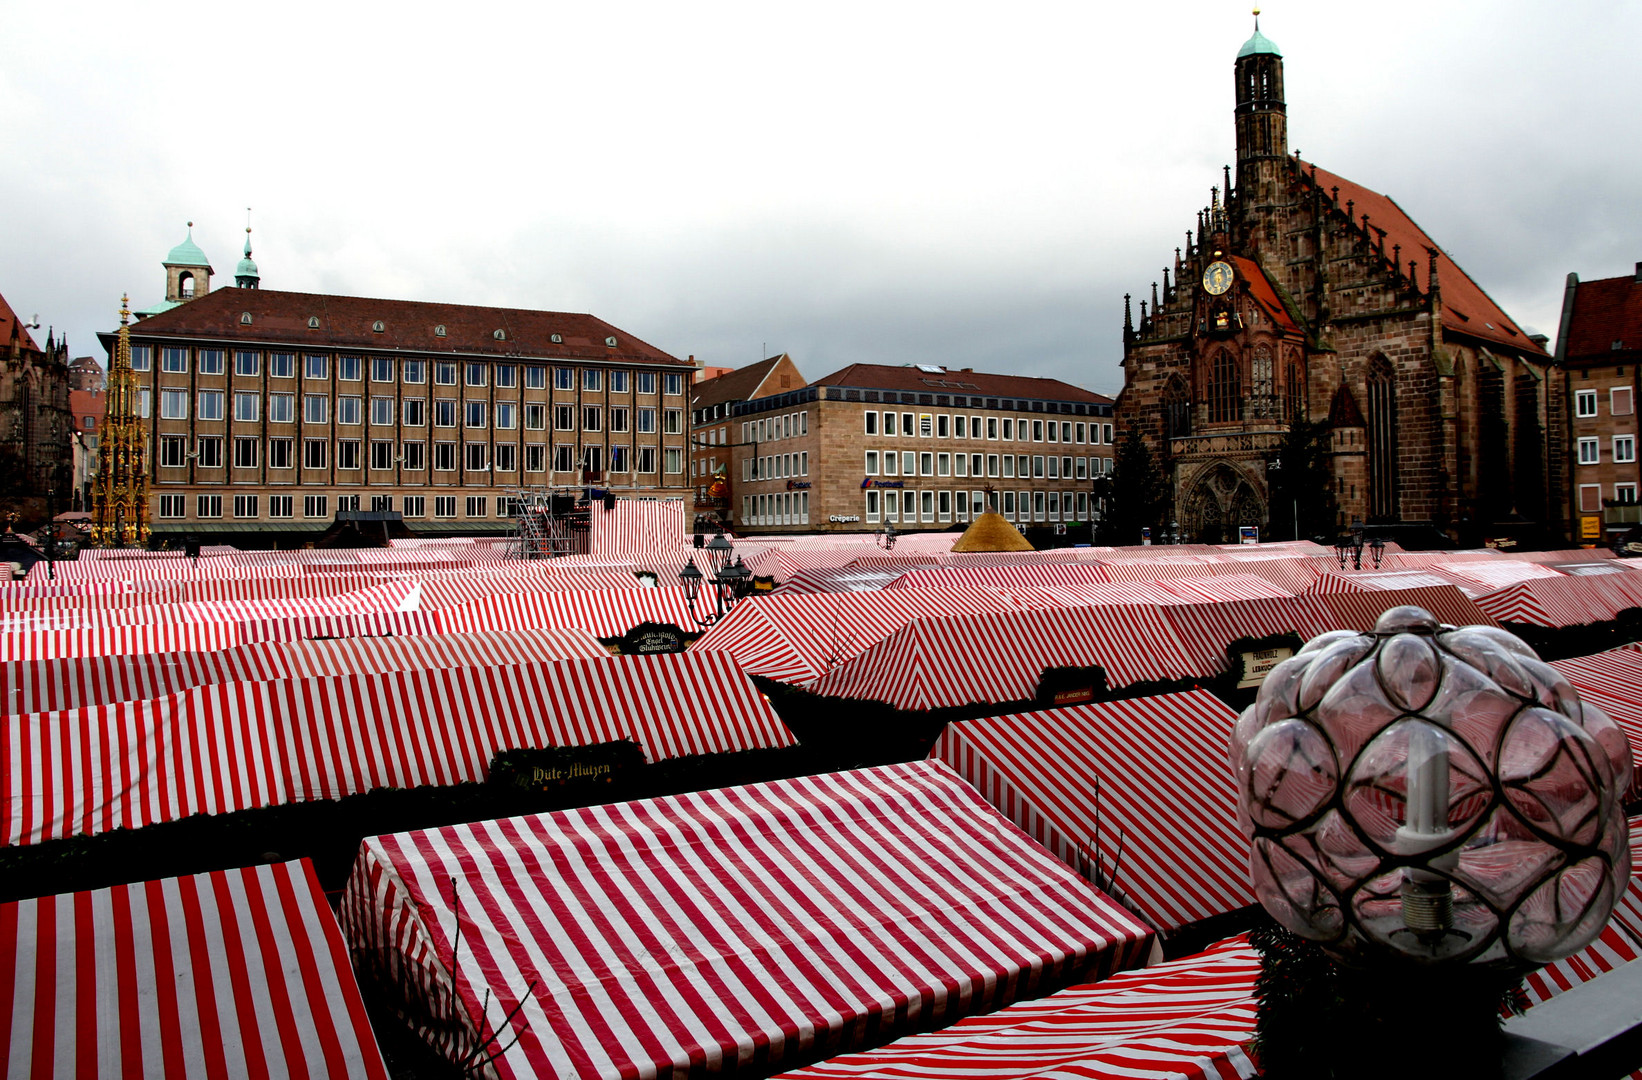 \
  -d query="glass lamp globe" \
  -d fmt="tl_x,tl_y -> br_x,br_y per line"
1230,606 -> 1633,970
